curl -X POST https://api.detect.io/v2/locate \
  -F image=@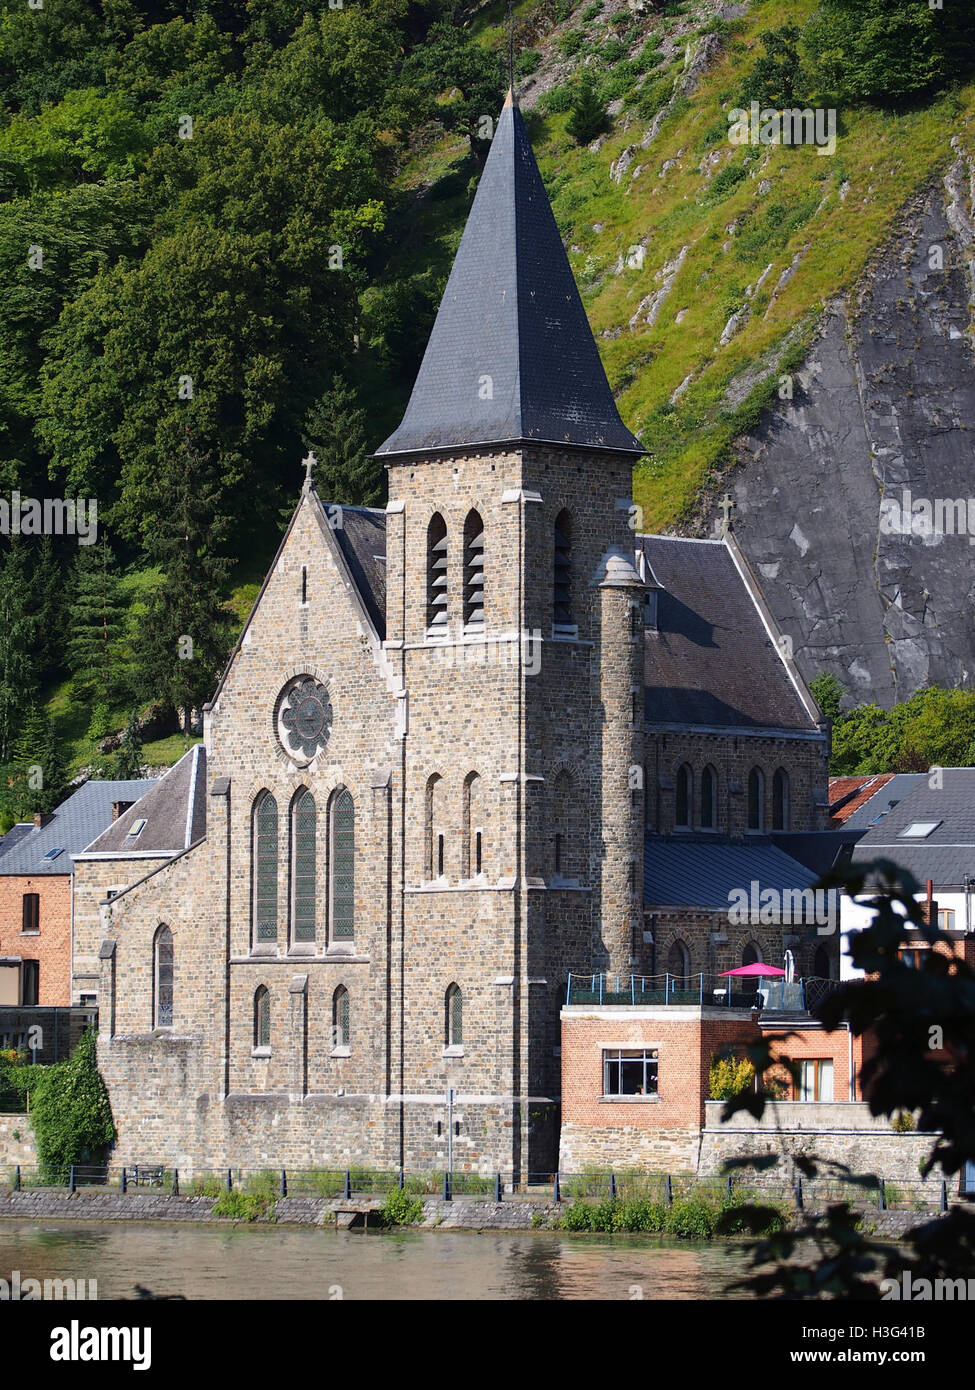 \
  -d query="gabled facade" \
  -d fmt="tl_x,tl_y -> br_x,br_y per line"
95,94 -> 834,1179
